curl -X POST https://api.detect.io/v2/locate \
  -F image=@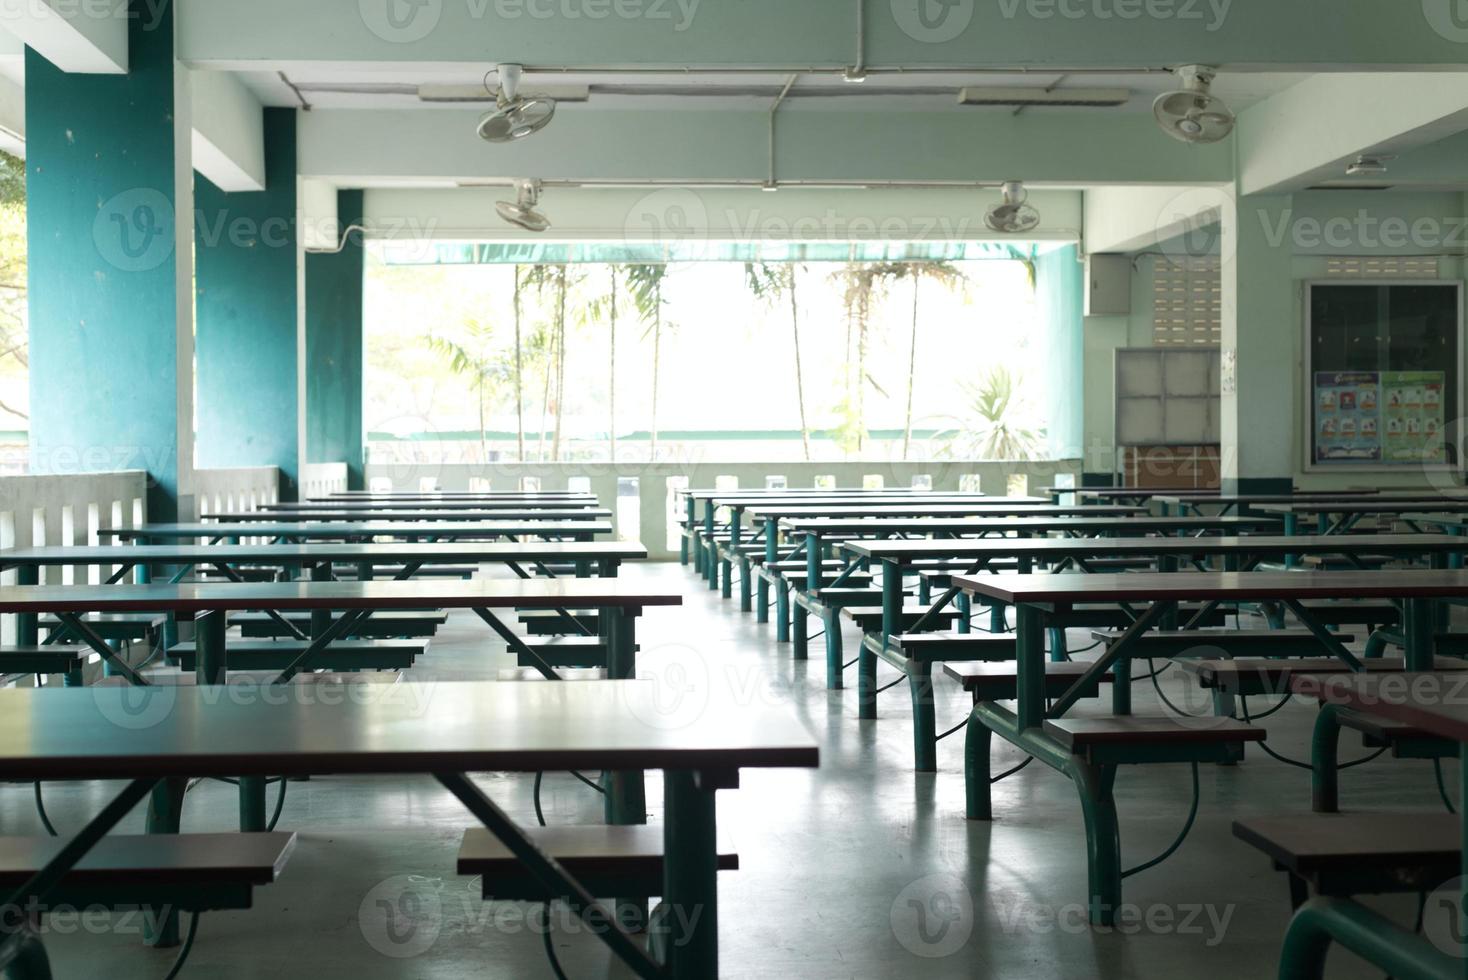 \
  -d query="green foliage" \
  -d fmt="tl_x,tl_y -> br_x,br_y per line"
0,151 -> 26,421
934,366 -> 1046,461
